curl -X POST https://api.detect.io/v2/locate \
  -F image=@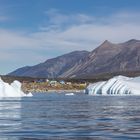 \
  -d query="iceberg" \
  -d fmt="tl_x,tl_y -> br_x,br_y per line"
85,75 -> 140,95
65,93 -> 75,96
0,78 -> 32,97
